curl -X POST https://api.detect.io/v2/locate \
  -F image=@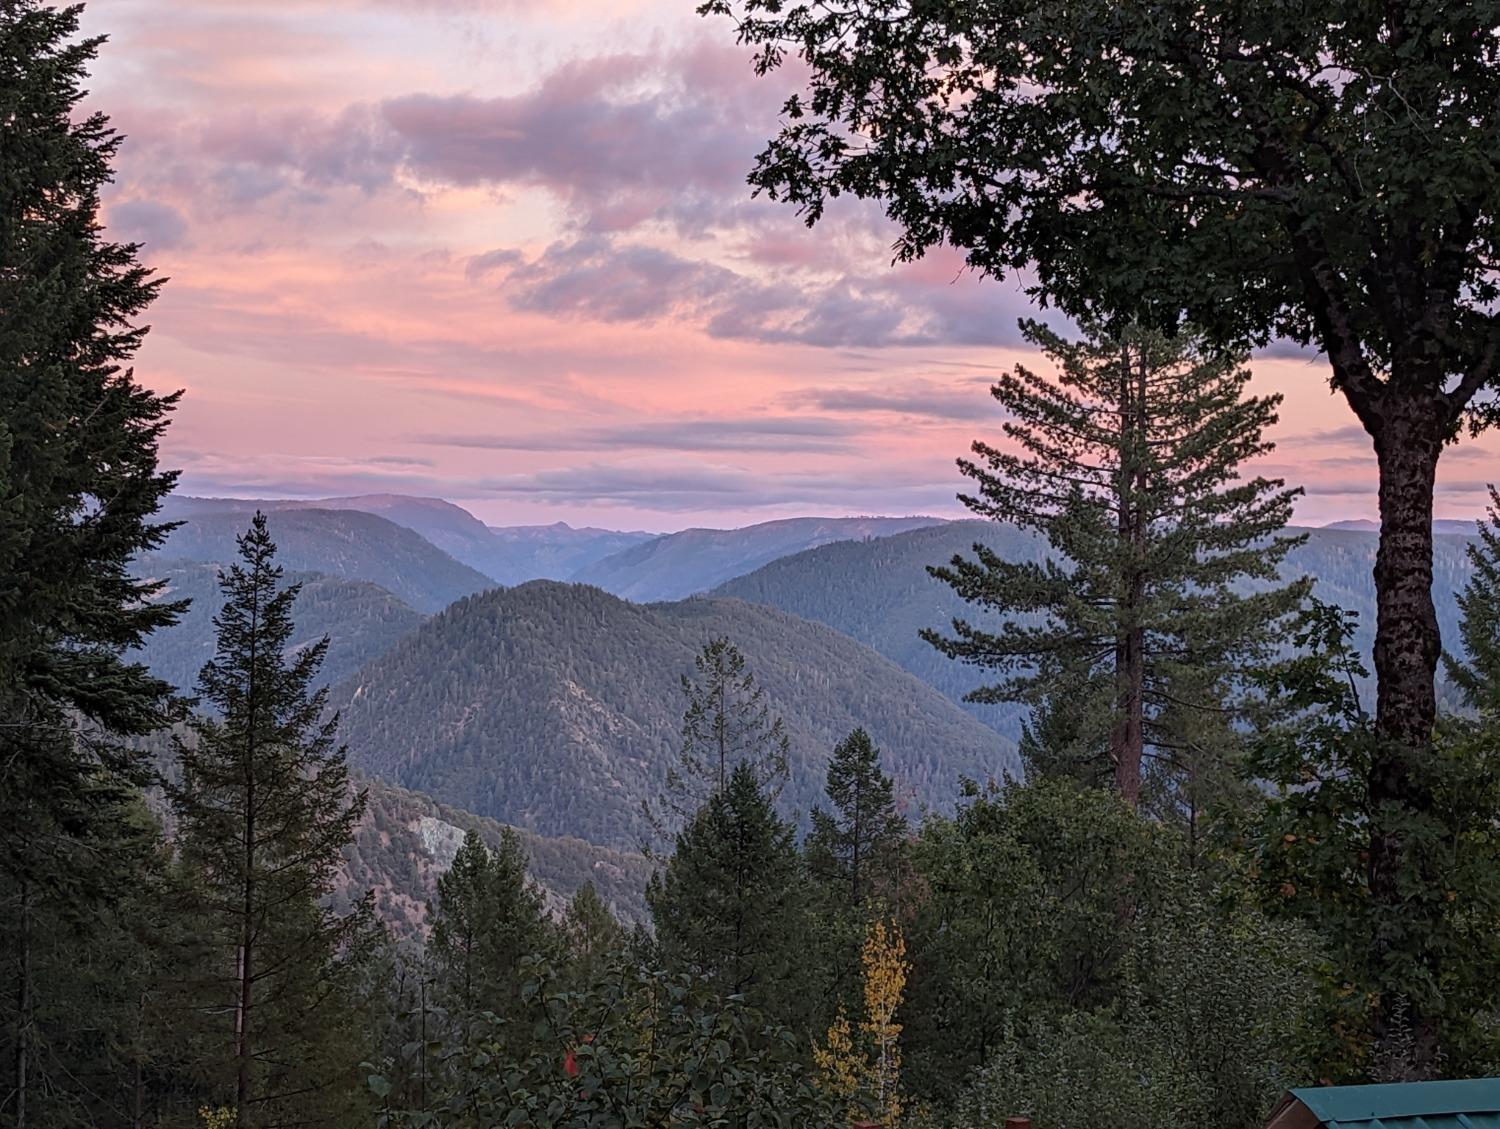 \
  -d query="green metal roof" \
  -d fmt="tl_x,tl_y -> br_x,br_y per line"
1290,1078 -> 1500,1129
